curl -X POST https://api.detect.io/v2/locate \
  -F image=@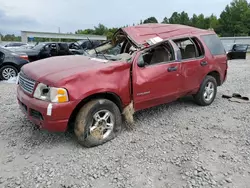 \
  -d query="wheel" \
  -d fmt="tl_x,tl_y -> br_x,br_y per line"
193,75 -> 217,106
74,99 -> 122,148
0,65 -> 18,80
